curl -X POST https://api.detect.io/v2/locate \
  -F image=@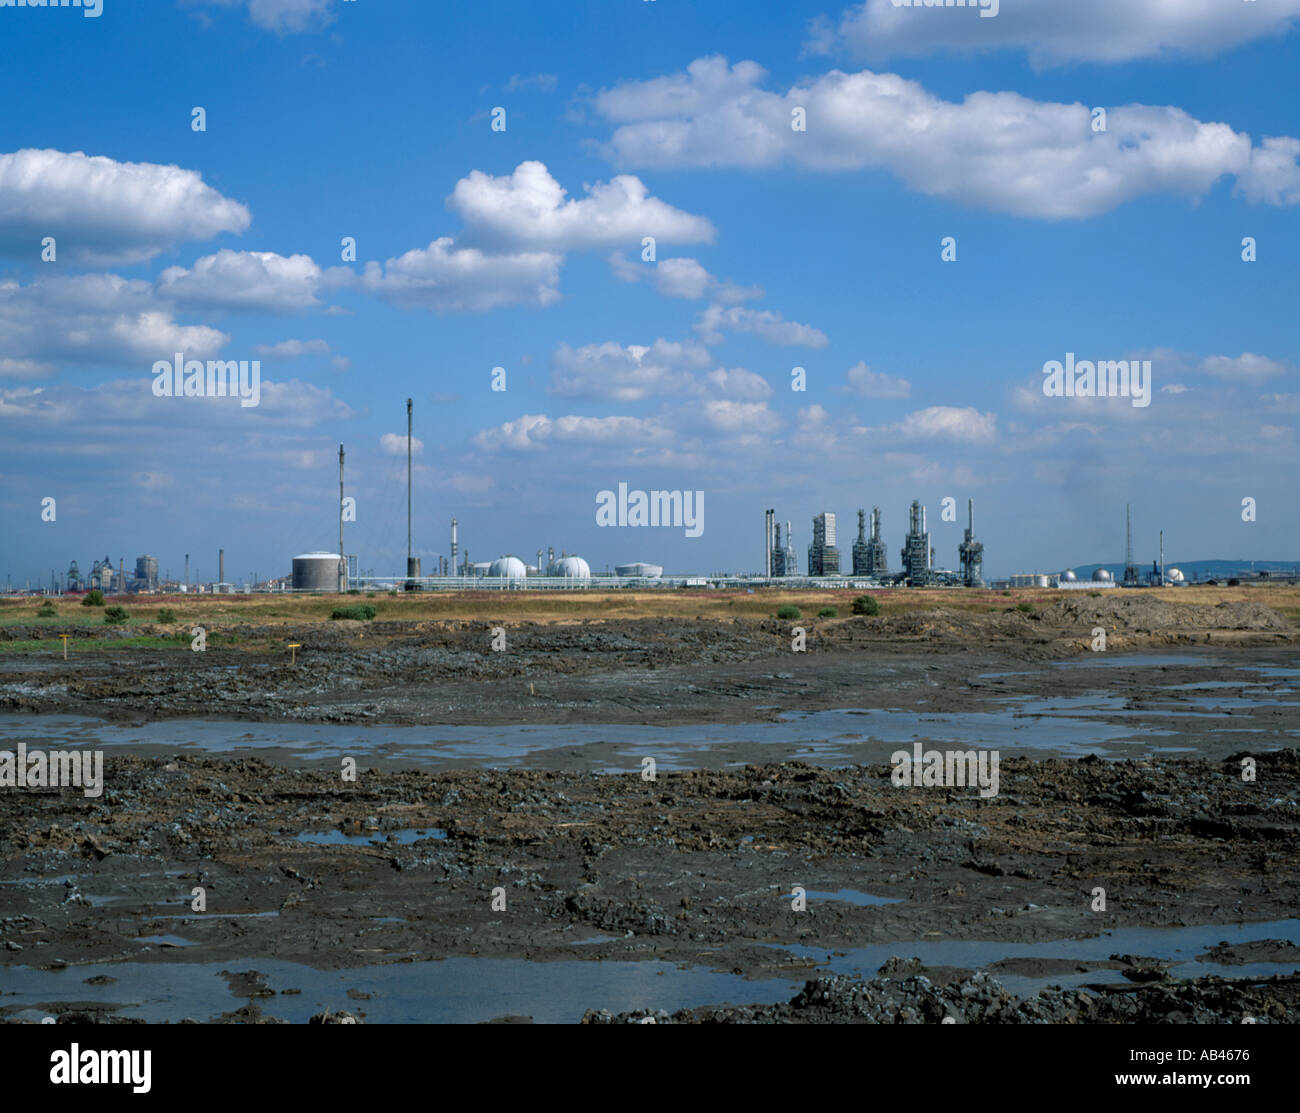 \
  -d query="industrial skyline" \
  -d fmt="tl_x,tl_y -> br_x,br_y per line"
16,490 -> 1262,595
